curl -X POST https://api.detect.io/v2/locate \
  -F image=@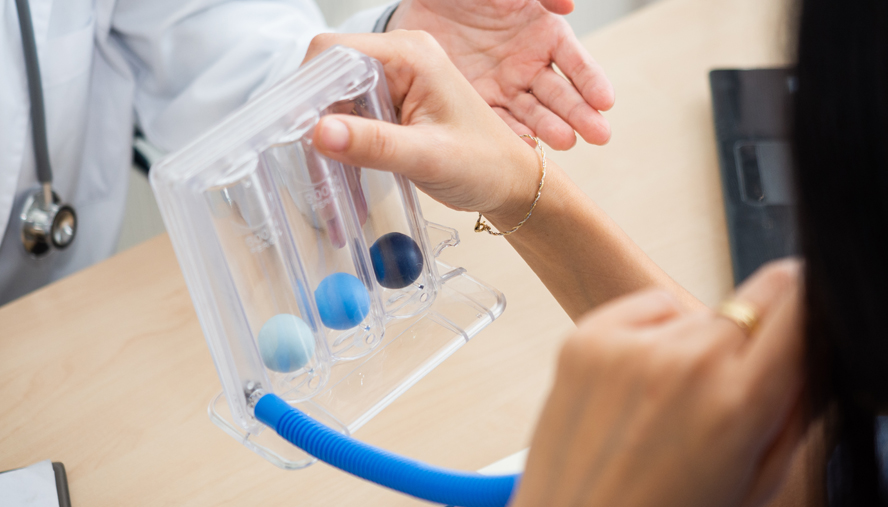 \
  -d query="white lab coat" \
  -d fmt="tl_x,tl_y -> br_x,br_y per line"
0,0 -> 393,305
